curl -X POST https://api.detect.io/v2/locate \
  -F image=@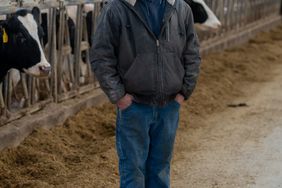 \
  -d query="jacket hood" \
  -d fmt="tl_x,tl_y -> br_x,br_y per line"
124,0 -> 175,6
